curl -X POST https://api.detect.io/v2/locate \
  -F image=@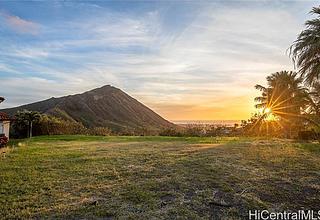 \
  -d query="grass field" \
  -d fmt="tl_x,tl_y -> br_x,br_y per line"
1,136 -> 320,219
